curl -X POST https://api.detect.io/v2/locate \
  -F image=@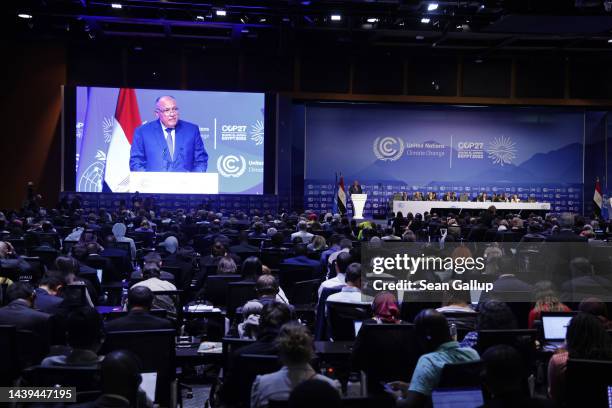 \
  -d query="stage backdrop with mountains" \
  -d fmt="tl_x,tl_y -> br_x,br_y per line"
304,104 -> 586,216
